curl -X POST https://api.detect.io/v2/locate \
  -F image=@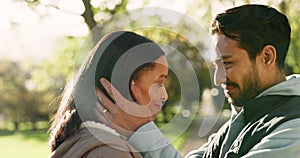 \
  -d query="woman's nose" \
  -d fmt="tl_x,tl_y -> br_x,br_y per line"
162,86 -> 168,101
